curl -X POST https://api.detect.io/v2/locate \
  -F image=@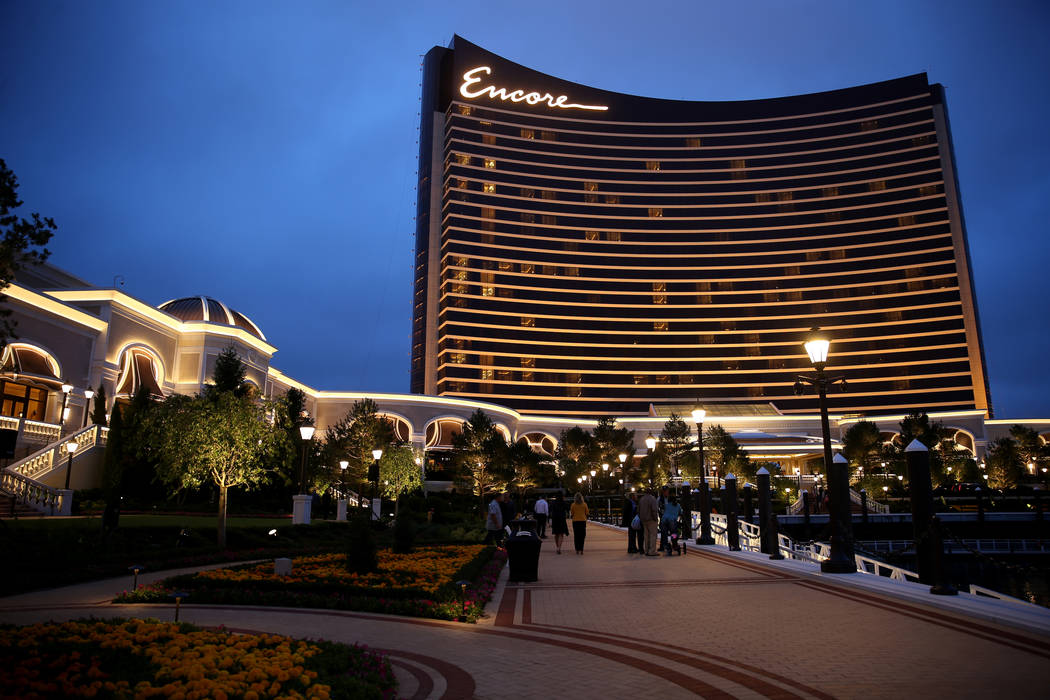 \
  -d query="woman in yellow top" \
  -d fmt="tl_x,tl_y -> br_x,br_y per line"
569,492 -> 590,554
